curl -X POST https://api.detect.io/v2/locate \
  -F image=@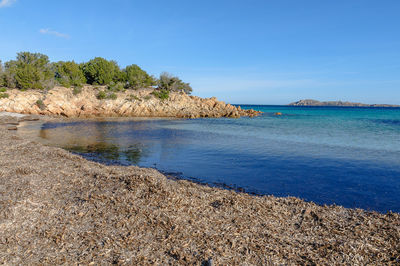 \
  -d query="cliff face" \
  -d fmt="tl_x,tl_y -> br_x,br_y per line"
0,86 -> 261,118
289,99 -> 399,107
